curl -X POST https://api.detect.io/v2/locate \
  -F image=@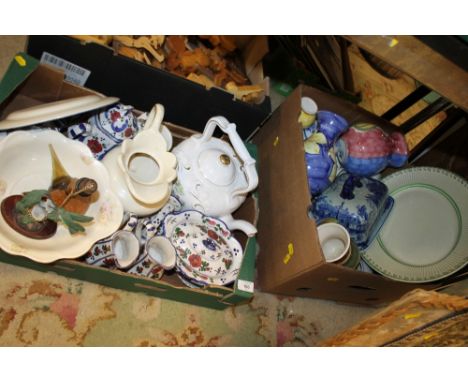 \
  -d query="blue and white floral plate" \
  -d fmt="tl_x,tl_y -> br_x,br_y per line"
161,210 -> 243,286
362,167 -> 468,283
